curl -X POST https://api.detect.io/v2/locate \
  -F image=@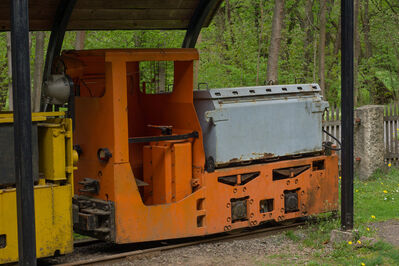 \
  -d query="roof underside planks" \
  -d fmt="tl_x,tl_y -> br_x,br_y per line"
0,0 -> 223,31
